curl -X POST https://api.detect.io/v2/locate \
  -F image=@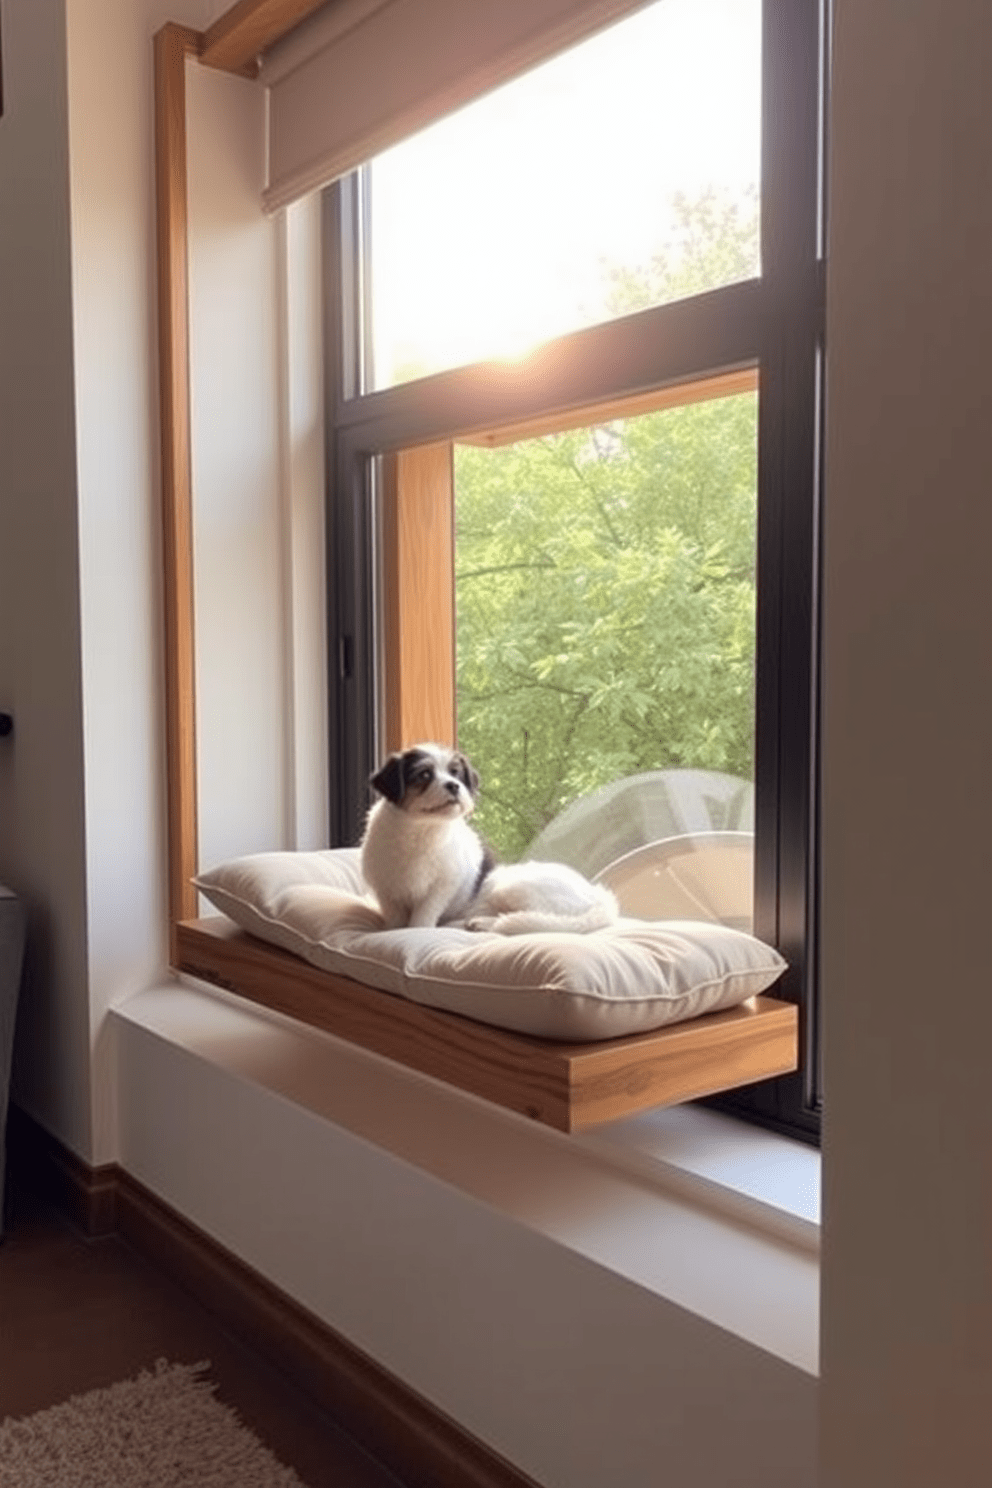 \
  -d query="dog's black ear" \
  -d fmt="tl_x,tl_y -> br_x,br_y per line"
453,752 -> 480,797
370,753 -> 406,803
